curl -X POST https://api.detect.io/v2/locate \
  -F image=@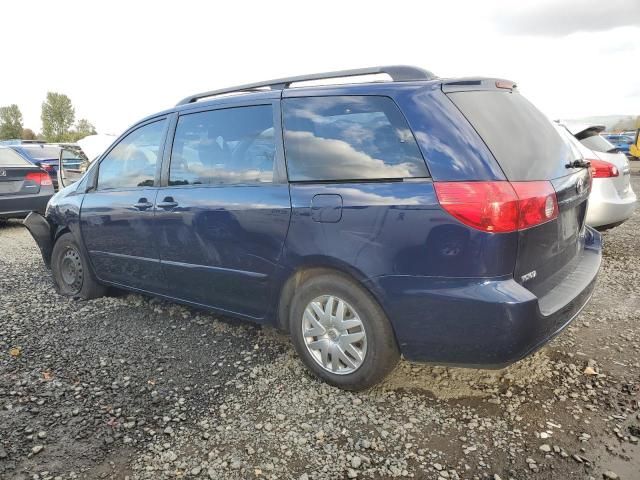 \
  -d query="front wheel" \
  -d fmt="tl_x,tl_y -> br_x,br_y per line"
51,233 -> 106,299
289,273 -> 399,390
